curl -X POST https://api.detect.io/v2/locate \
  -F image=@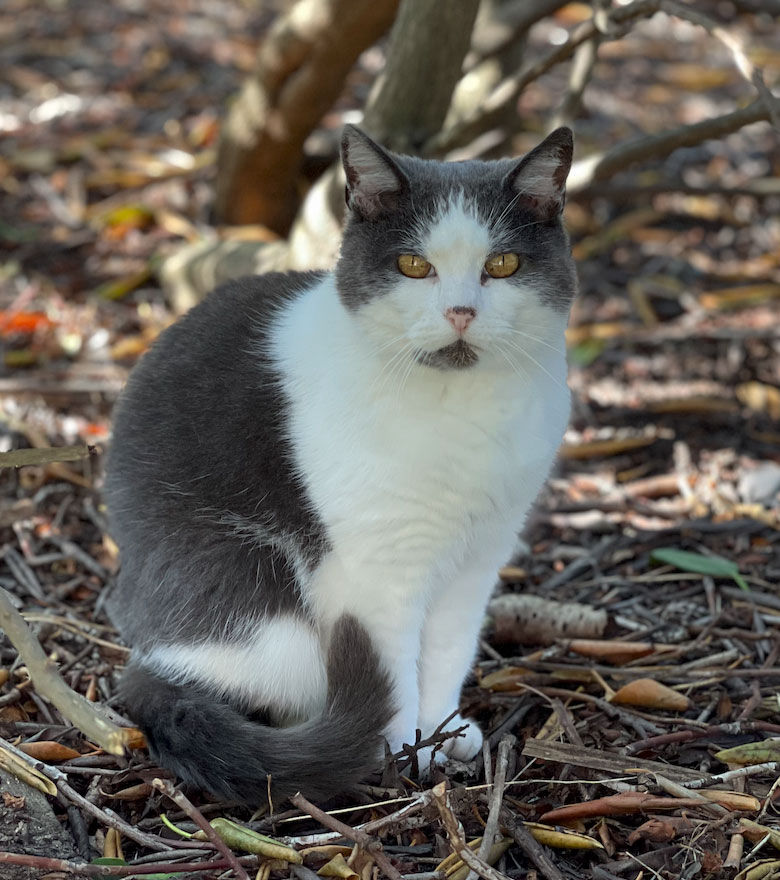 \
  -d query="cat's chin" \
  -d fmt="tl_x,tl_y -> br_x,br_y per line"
417,339 -> 479,370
